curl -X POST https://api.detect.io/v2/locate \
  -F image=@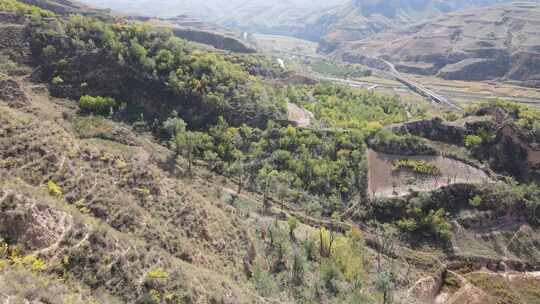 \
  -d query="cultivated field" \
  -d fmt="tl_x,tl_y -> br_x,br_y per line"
367,149 -> 490,199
